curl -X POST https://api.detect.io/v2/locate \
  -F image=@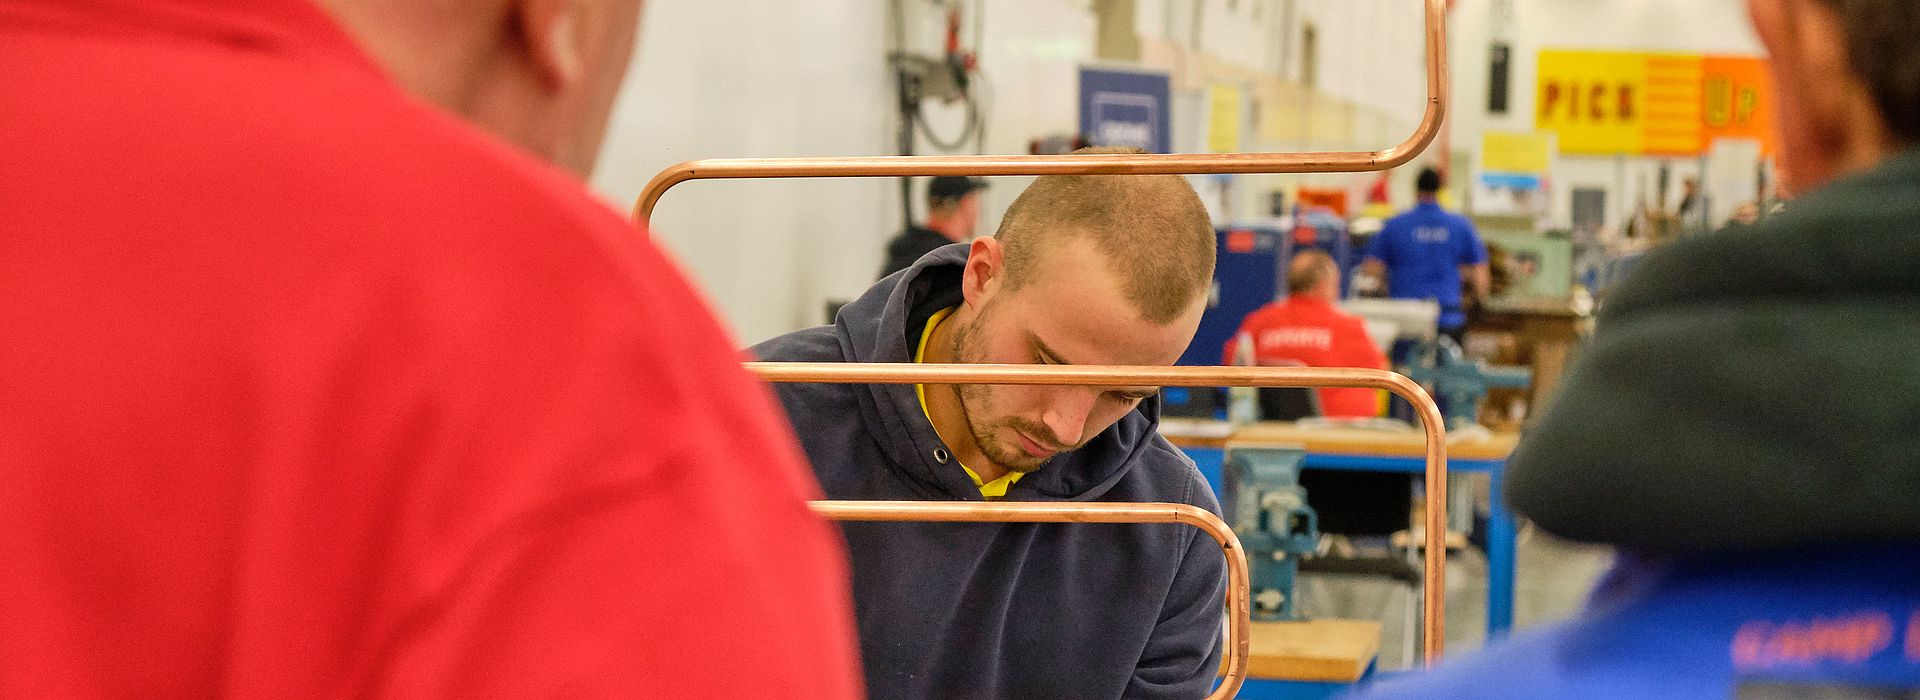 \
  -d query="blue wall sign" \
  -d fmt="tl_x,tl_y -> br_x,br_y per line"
1079,67 -> 1172,154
